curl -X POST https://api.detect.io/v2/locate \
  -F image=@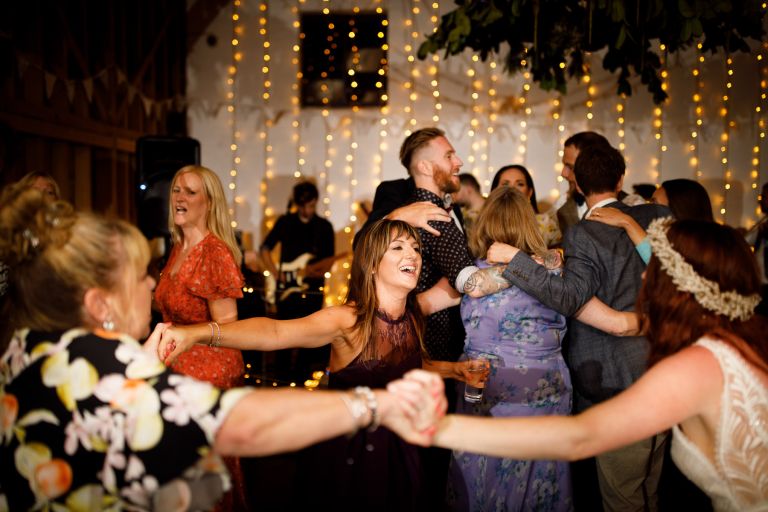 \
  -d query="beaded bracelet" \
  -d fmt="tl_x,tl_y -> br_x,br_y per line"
339,391 -> 369,434
208,321 -> 222,348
